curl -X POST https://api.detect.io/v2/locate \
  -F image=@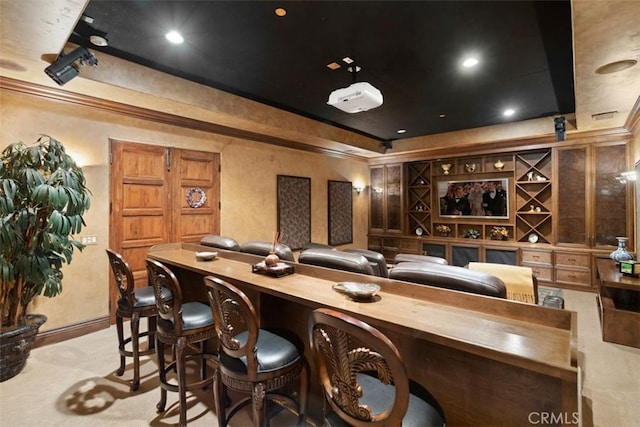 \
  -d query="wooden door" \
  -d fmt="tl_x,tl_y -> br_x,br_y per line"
109,140 -> 220,323
171,149 -> 220,242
